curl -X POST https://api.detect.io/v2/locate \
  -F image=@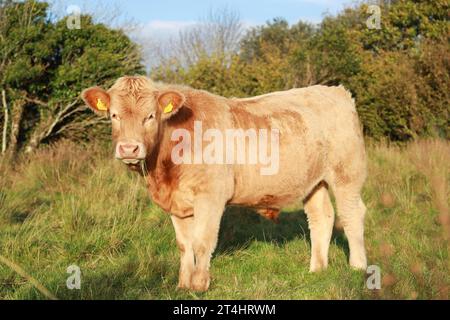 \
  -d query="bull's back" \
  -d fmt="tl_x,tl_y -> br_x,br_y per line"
234,85 -> 357,130
228,85 -> 364,208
